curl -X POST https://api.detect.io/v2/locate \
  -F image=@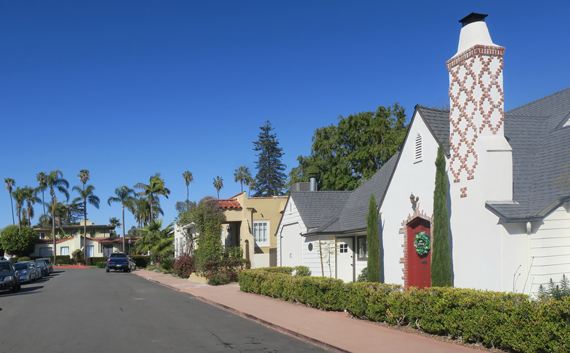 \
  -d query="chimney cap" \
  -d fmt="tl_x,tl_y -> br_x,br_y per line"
459,13 -> 488,27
